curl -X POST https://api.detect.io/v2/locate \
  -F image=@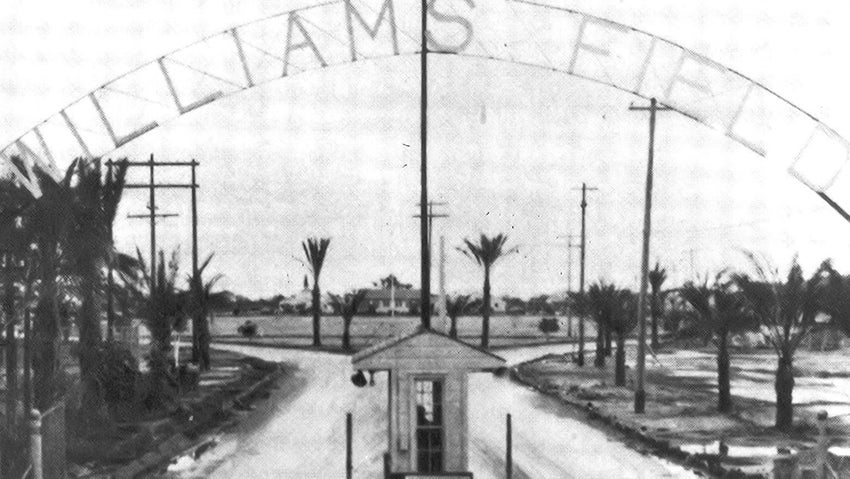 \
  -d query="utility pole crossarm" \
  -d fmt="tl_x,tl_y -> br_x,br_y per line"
628,102 -> 673,112
127,213 -> 178,219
